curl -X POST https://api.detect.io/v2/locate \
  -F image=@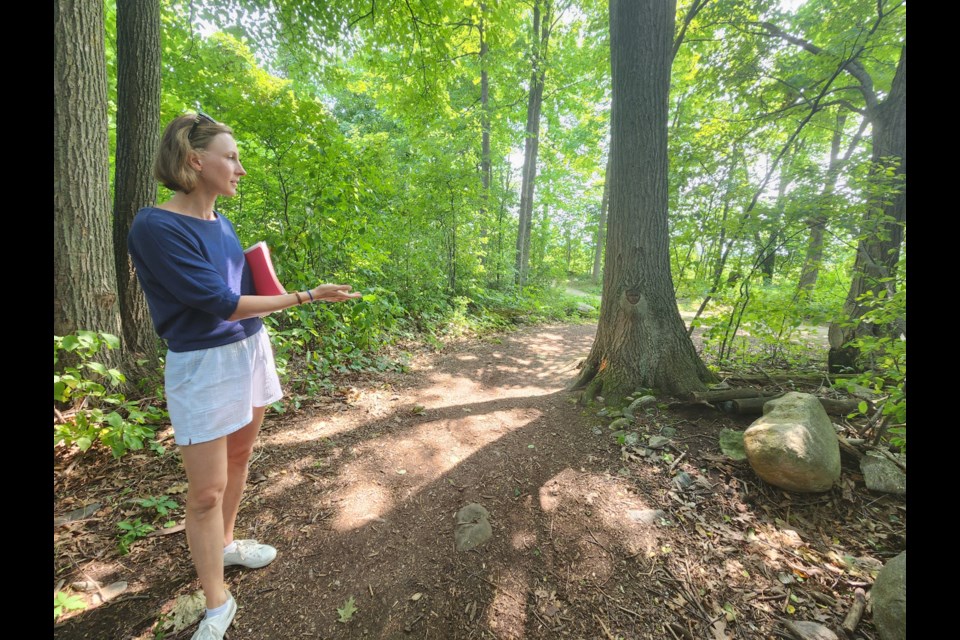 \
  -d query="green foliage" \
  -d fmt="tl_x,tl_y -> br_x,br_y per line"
135,494 -> 180,520
838,284 -> 906,451
54,331 -> 167,458
116,518 -> 155,555
54,590 -> 87,621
